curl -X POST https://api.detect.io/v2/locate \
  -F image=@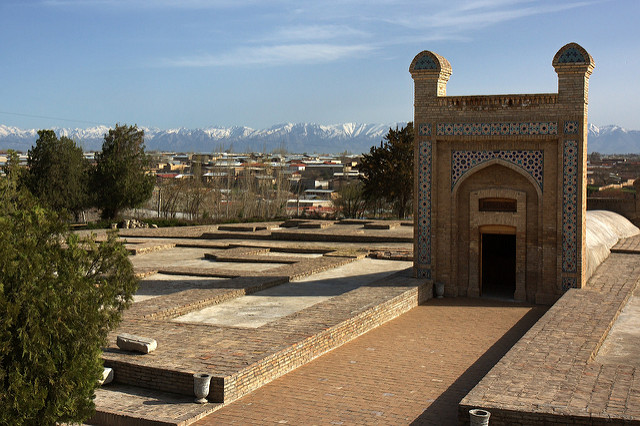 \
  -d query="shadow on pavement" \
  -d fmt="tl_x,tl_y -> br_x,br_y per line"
410,303 -> 547,425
